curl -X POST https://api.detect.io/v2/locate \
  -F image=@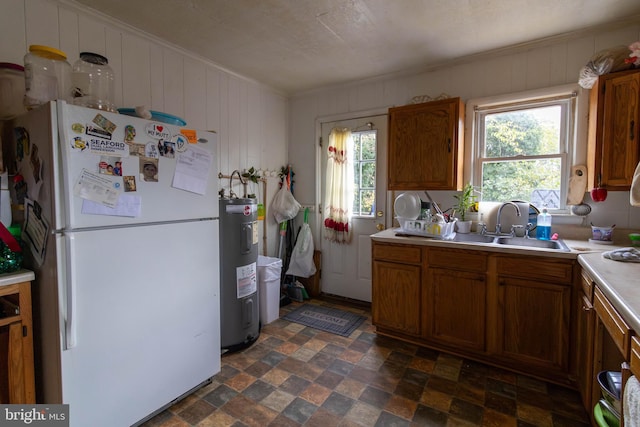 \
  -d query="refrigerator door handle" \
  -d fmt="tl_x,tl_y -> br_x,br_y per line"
64,234 -> 77,349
